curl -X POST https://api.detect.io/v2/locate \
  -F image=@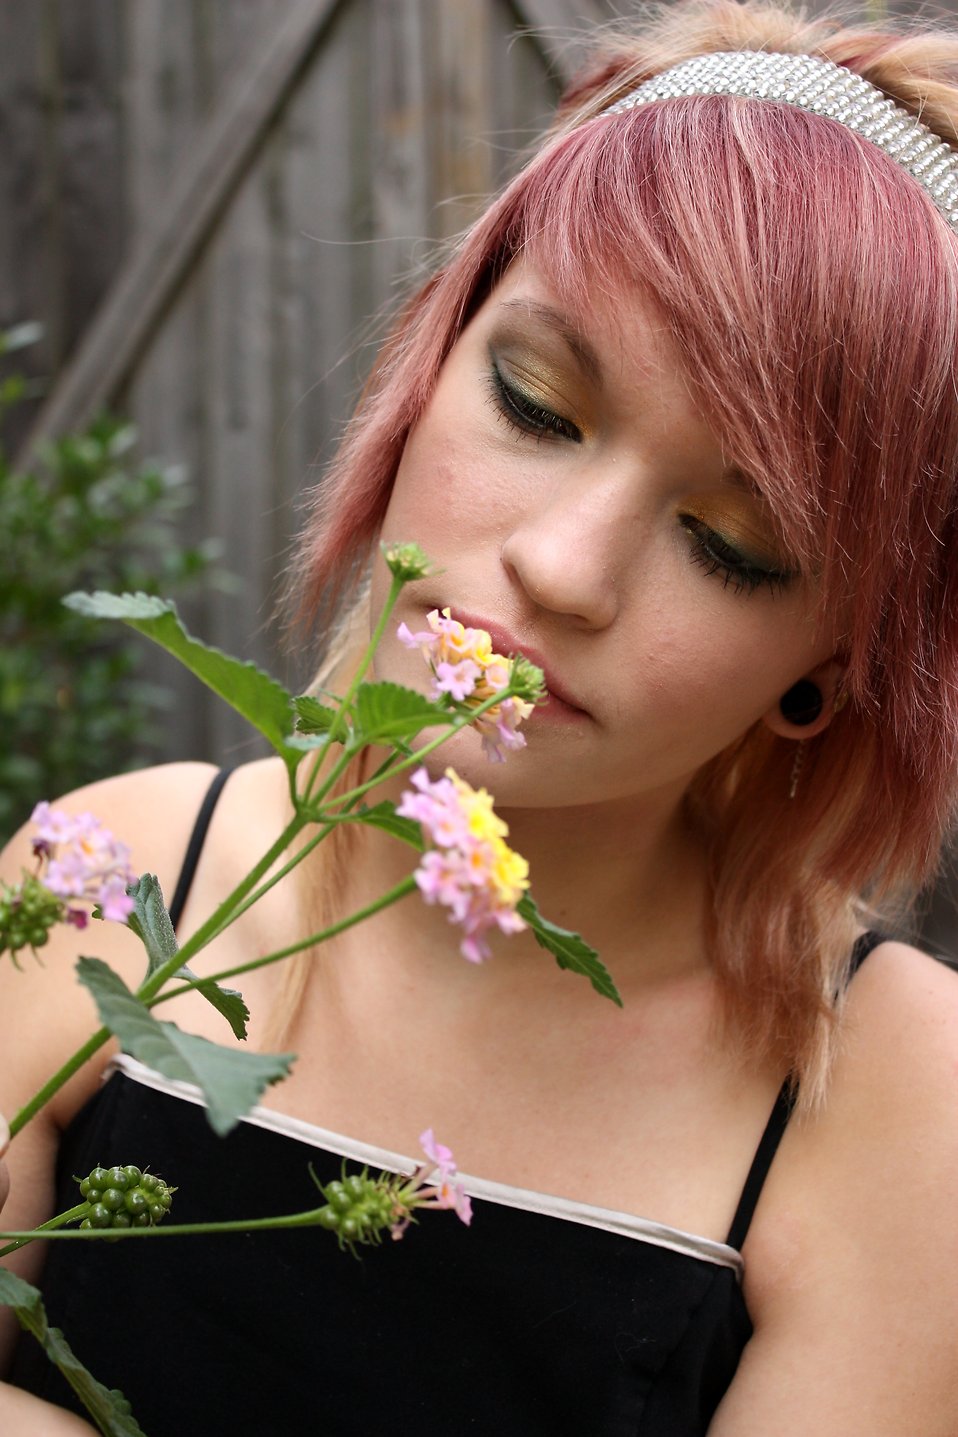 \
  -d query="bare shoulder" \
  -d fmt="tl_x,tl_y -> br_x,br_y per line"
720,940 -> 958,1433
0,763 -> 220,1090
1,761 -> 222,878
